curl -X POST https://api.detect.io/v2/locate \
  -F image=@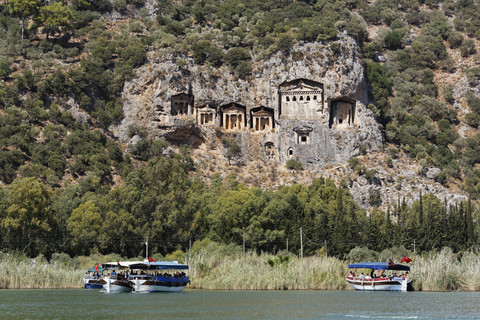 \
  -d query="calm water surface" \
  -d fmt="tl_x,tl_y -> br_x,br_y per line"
1,289 -> 479,320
